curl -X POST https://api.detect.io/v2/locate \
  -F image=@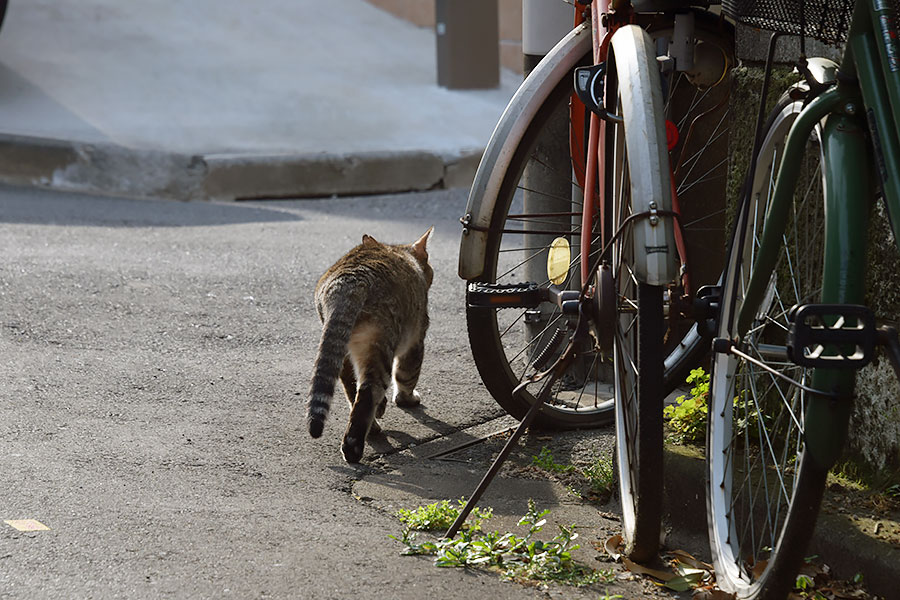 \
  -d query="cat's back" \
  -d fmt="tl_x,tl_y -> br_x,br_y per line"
318,242 -> 413,290
315,237 -> 430,314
